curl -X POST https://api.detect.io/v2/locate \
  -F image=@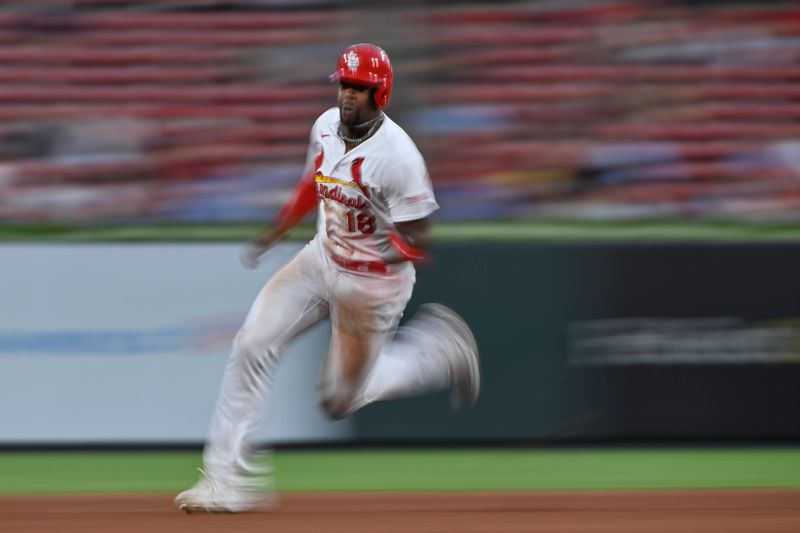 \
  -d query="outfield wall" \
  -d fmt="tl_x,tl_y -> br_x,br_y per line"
357,242 -> 800,442
0,243 -> 350,444
2,242 -> 799,445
